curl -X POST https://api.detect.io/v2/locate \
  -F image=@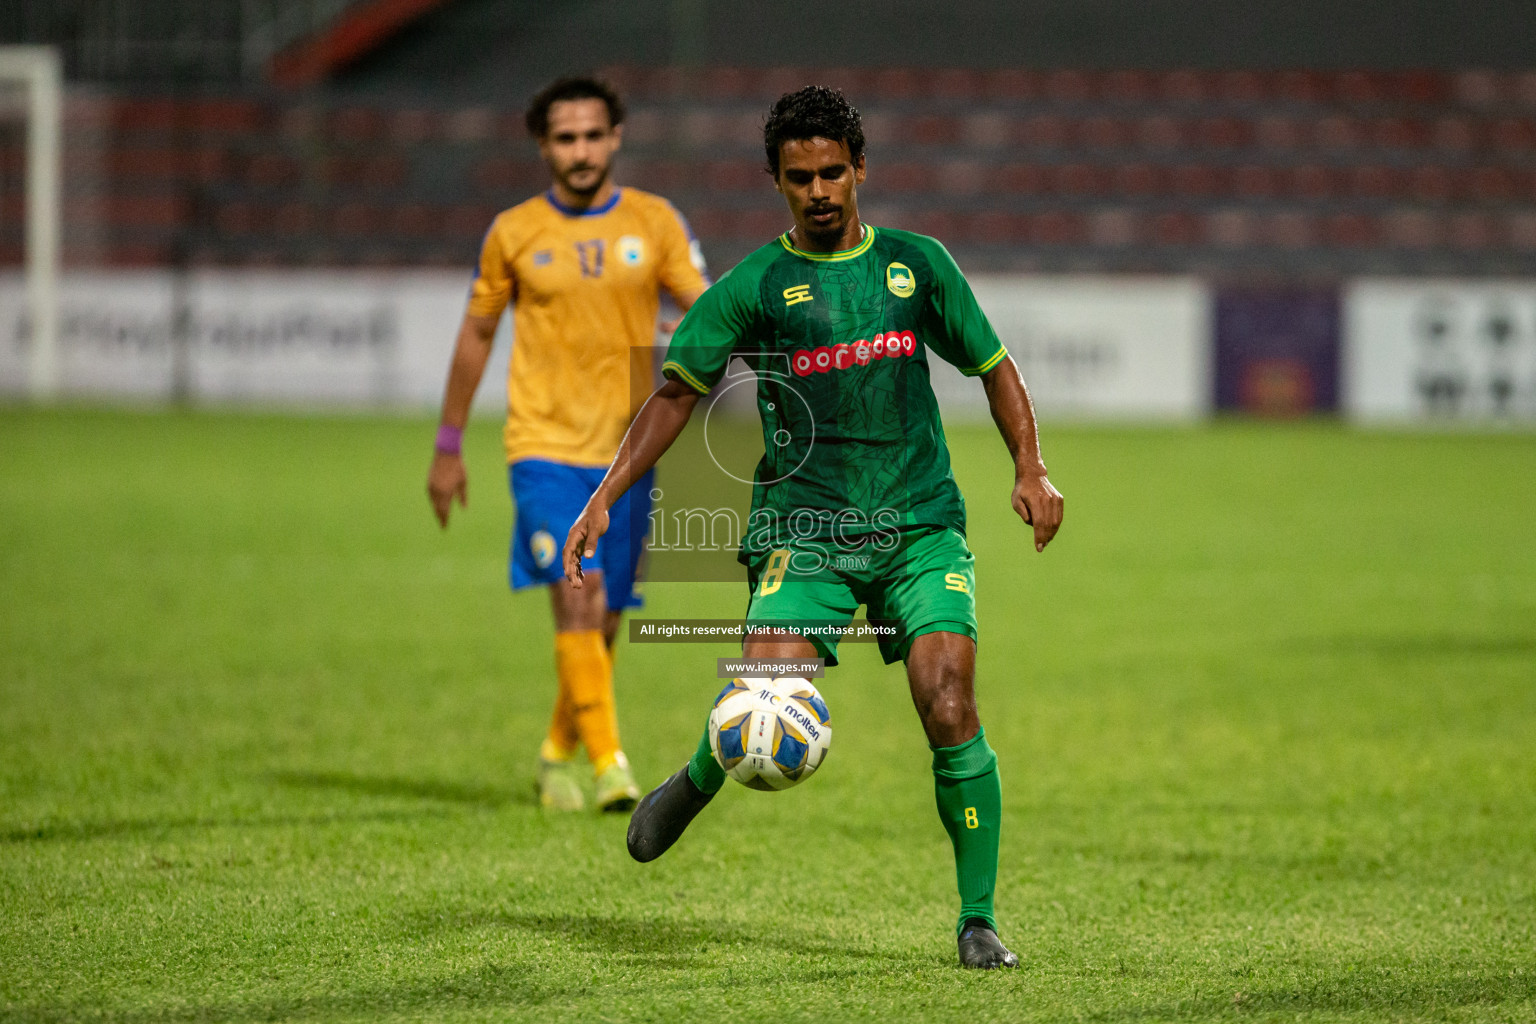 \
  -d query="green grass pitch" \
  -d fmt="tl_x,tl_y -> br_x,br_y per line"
1,407 -> 1533,1022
